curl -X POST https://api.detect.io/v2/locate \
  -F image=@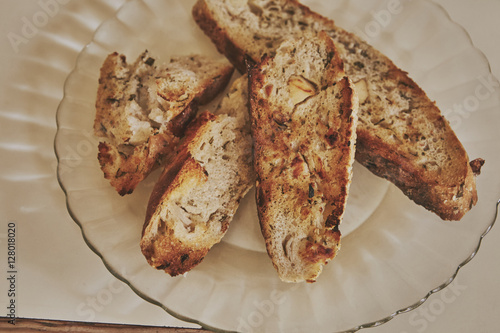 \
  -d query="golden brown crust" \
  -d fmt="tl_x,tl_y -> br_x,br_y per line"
143,112 -> 217,224
355,132 -> 477,221
354,65 -> 476,220
141,156 -> 212,276
249,33 -> 357,282
94,51 -> 234,195
94,52 -> 124,138
192,0 -> 481,220
98,133 -> 176,196
192,1 -> 248,74
141,111 -> 254,276
141,112 -> 217,275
